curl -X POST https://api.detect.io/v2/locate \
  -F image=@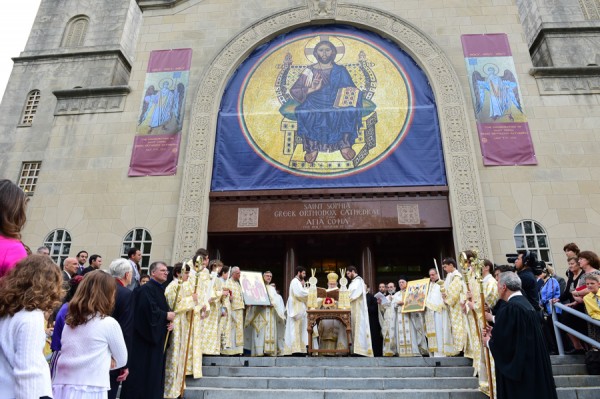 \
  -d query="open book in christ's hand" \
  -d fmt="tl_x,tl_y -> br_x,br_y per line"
334,87 -> 360,108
